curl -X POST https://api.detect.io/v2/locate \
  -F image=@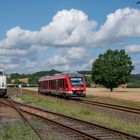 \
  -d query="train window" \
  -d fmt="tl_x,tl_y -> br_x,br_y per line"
58,79 -> 61,88
51,80 -> 56,89
46,81 -> 48,88
58,79 -> 66,90
70,77 -> 83,87
45,81 -> 47,88
62,79 -> 64,87
50,80 -> 52,89
42,81 -> 45,88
